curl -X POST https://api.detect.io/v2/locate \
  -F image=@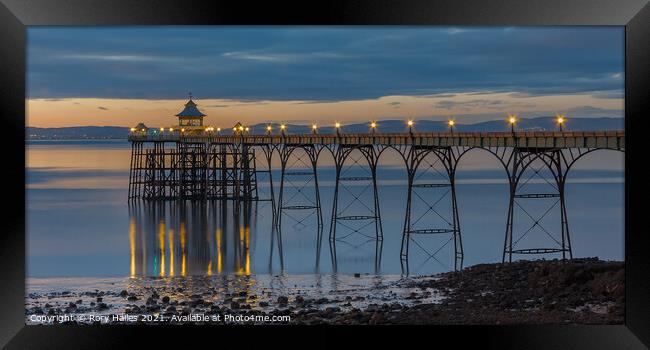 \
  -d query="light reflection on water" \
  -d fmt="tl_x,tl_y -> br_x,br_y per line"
128,201 -> 262,277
